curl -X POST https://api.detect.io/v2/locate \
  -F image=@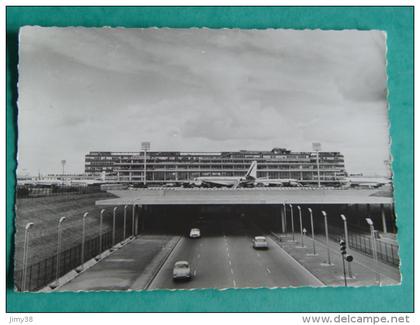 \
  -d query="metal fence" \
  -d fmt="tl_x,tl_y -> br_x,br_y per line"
328,225 -> 399,267
15,230 -> 126,291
